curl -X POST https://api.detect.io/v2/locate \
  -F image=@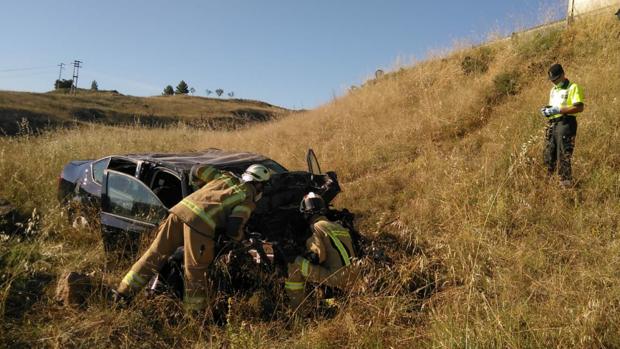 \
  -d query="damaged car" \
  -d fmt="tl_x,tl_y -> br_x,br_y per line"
58,148 -> 353,256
